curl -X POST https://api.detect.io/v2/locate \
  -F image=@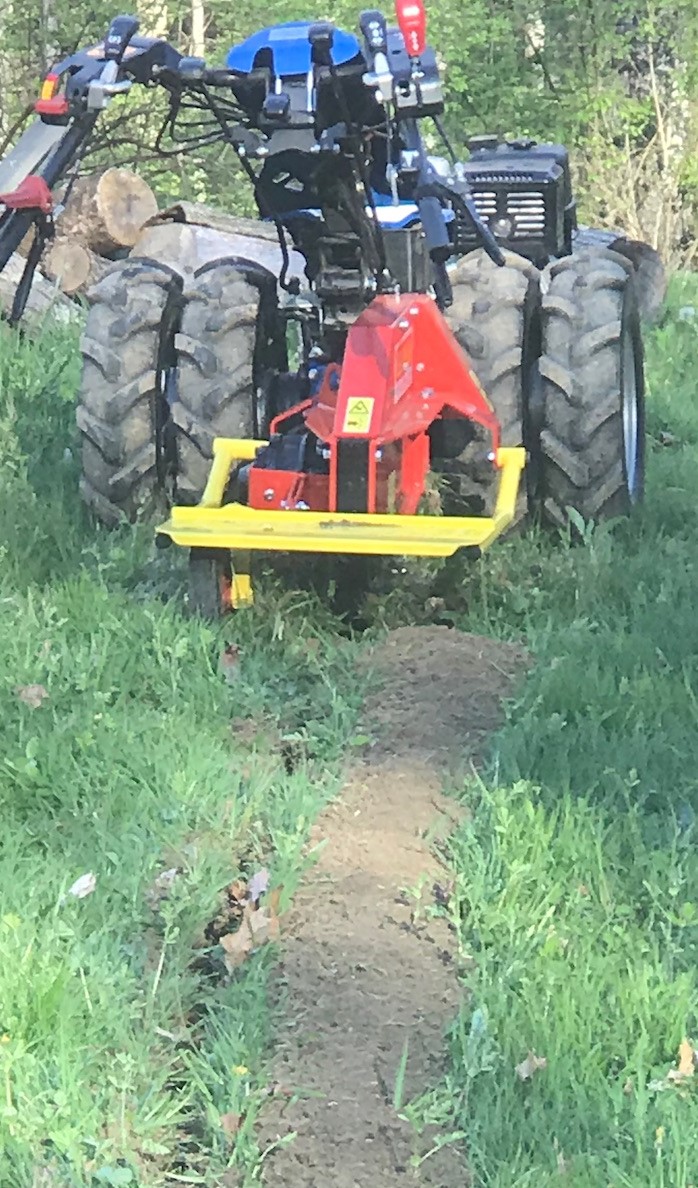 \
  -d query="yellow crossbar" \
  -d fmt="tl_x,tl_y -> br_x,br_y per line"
157,442 -> 525,559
